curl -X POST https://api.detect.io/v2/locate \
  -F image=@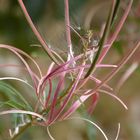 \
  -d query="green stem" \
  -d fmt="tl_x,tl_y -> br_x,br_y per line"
111,0 -> 120,26
84,0 -> 118,78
